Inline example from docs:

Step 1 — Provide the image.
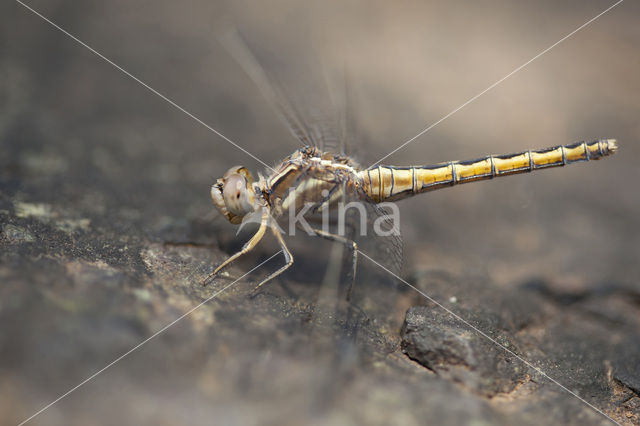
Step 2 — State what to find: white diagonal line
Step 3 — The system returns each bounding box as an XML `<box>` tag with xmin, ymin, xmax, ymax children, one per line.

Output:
<box><xmin>15</xmin><ymin>0</ymin><xmax>275</xmax><ymax>173</ymax></box>
<box><xmin>358</xmin><ymin>250</ymin><xmax>621</xmax><ymax>426</ymax></box>
<box><xmin>368</xmin><ymin>0</ymin><xmax>625</xmax><ymax>169</ymax></box>
<box><xmin>18</xmin><ymin>251</ymin><xmax>282</xmax><ymax>426</ymax></box>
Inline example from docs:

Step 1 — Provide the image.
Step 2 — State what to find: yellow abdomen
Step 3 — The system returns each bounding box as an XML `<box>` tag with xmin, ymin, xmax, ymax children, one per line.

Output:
<box><xmin>360</xmin><ymin>139</ymin><xmax>618</xmax><ymax>203</ymax></box>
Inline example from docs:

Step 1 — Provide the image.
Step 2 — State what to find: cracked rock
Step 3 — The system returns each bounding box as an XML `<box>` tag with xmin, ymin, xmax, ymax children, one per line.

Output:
<box><xmin>401</xmin><ymin>306</ymin><xmax>528</xmax><ymax>397</ymax></box>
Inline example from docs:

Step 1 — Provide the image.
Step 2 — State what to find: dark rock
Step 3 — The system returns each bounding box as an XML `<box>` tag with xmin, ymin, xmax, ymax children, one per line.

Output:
<box><xmin>2</xmin><ymin>3</ymin><xmax>639</xmax><ymax>425</ymax></box>
<box><xmin>401</xmin><ymin>305</ymin><xmax>527</xmax><ymax>397</ymax></box>
<box><xmin>613</xmin><ymin>343</ymin><xmax>640</xmax><ymax>396</ymax></box>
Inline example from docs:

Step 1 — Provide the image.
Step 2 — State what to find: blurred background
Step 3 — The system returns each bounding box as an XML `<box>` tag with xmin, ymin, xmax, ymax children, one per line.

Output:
<box><xmin>1</xmin><ymin>0</ymin><xmax>639</xmax><ymax>424</ymax></box>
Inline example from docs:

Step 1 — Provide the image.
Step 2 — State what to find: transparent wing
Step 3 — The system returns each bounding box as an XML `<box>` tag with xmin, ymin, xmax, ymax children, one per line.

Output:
<box><xmin>213</xmin><ymin>23</ymin><xmax>402</xmax><ymax>421</ymax></box>
<box><xmin>220</xmin><ymin>27</ymin><xmax>402</xmax><ymax>293</ymax></box>
<box><xmin>343</xmin><ymin>184</ymin><xmax>404</xmax><ymax>280</ymax></box>
<box><xmin>299</xmin><ymin>180</ymin><xmax>404</xmax><ymax>288</ymax></box>
<box><xmin>218</xmin><ymin>27</ymin><xmax>346</xmax><ymax>154</ymax></box>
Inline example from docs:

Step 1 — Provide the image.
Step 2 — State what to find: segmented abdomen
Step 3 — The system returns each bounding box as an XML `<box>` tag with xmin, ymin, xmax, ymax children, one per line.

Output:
<box><xmin>360</xmin><ymin>139</ymin><xmax>618</xmax><ymax>203</ymax></box>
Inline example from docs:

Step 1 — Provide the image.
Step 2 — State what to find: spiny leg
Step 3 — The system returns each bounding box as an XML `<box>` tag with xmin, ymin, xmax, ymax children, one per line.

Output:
<box><xmin>308</xmin><ymin>227</ymin><xmax>358</xmax><ymax>301</ymax></box>
<box><xmin>202</xmin><ymin>208</ymin><xmax>269</xmax><ymax>286</ymax></box>
<box><xmin>250</xmin><ymin>225</ymin><xmax>293</xmax><ymax>296</ymax></box>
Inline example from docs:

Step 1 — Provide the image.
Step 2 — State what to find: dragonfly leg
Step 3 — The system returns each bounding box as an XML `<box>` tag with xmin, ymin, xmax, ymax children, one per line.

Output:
<box><xmin>250</xmin><ymin>226</ymin><xmax>293</xmax><ymax>296</ymax></box>
<box><xmin>308</xmin><ymin>227</ymin><xmax>358</xmax><ymax>301</ymax></box>
<box><xmin>202</xmin><ymin>208</ymin><xmax>269</xmax><ymax>286</ymax></box>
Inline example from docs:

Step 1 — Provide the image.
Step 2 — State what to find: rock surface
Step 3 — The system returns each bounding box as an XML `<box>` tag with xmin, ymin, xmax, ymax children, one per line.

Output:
<box><xmin>2</xmin><ymin>1</ymin><xmax>640</xmax><ymax>425</ymax></box>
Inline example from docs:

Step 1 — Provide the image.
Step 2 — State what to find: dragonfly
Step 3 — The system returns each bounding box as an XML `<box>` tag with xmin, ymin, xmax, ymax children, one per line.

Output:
<box><xmin>203</xmin><ymin>29</ymin><xmax>618</xmax><ymax>298</ymax></box>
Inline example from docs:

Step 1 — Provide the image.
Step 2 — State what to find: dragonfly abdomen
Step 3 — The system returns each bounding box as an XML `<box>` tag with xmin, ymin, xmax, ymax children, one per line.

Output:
<box><xmin>361</xmin><ymin>139</ymin><xmax>618</xmax><ymax>202</ymax></box>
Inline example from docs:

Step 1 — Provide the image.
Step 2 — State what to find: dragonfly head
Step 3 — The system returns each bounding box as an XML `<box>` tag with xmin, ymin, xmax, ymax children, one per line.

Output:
<box><xmin>211</xmin><ymin>166</ymin><xmax>257</xmax><ymax>224</ymax></box>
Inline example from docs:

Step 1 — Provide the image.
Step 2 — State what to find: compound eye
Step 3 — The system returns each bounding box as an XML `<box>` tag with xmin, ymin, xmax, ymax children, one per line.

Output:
<box><xmin>223</xmin><ymin>174</ymin><xmax>245</xmax><ymax>200</ymax></box>
<box><xmin>221</xmin><ymin>173</ymin><xmax>254</xmax><ymax>217</ymax></box>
